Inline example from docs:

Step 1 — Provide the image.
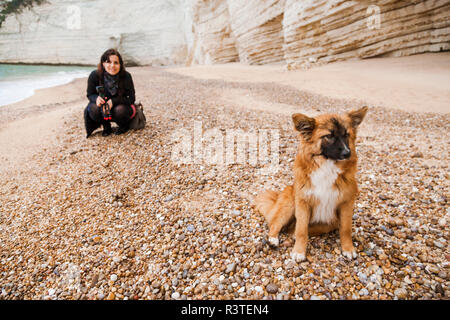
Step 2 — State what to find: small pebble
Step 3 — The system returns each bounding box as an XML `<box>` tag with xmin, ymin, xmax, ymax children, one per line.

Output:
<box><xmin>433</xmin><ymin>241</ymin><xmax>445</xmax><ymax>249</ymax></box>
<box><xmin>394</xmin><ymin>288</ymin><xmax>407</xmax><ymax>299</ymax></box>
<box><xmin>232</xmin><ymin>210</ymin><xmax>241</xmax><ymax>216</ymax></box>
<box><xmin>435</xmin><ymin>283</ymin><xmax>445</xmax><ymax>295</ymax></box>
<box><xmin>171</xmin><ymin>292</ymin><xmax>180</xmax><ymax>299</ymax></box>
<box><xmin>225</xmin><ymin>263</ymin><xmax>236</xmax><ymax>274</ymax></box>
<box><xmin>266</xmin><ymin>283</ymin><xmax>278</xmax><ymax>294</ymax></box>
<box><xmin>359</xmin><ymin>288</ymin><xmax>369</xmax><ymax>296</ymax></box>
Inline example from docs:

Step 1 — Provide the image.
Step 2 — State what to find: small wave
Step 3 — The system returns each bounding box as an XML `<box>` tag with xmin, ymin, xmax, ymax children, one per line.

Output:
<box><xmin>0</xmin><ymin>71</ymin><xmax>90</xmax><ymax>106</ymax></box>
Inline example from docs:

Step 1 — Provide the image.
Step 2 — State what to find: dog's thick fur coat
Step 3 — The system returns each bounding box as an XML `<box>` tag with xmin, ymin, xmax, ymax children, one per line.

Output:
<box><xmin>255</xmin><ymin>106</ymin><xmax>368</xmax><ymax>261</ymax></box>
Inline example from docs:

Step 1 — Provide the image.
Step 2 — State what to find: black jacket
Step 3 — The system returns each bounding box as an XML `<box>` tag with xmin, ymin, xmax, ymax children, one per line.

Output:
<box><xmin>86</xmin><ymin>70</ymin><xmax>135</xmax><ymax>106</ymax></box>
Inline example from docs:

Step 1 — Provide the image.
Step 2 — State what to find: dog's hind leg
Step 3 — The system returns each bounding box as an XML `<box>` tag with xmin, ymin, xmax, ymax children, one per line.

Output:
<box><xmin>267</xmin><ymin>186</ymin><xmax>295</xmax><ymax>247</ymax></box>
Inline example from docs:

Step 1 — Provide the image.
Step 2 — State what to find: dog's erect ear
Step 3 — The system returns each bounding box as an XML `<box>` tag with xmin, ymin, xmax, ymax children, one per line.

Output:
<box><xmin>292</xmin><ymin>113</ymin><xmax>315</xmax><ymax>139</ymax></box>
<box><xmin>347</xmin><ymin>106</ymin><xmax>368</xmax><ymax>128</ymax></box>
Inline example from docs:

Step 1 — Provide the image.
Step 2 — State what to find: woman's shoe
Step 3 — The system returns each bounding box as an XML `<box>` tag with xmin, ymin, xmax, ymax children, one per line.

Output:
<box><xmin>115</xmin><ymin>127</ymin><xmax>128</xmax><ymax>135</ymax></box>
<box><xmin>102</xmin><ymin>122</ymin><xmax>112</xmax><ymax>136</ymax></box>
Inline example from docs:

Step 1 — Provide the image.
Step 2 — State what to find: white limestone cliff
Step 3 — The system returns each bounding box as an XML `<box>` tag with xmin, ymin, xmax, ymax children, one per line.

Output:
<box><xmin>282</xmin><ymin>0</ymin><xmax>450</xmax><ymax>68</ymax></box>
<box><xmin>185</xmin><ymin>0</ymin><xmax>238</xmax><ymax>65</ymax></box>
<box><xmin>0</xmin><ymin>0</ymin><xmax>187</xmax><ymax>66</ymax></box>
<box><xmin>185</xmin><ymin>0</ymin><xmax>450</xmax><ymax>67</ymax></box>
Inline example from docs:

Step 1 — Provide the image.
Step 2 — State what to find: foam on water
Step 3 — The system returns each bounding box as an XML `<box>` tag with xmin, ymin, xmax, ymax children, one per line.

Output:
<box><xmin>0</xmin><ymin>64</ymin><xmax>92</xmax><ymax>106</ymax></box>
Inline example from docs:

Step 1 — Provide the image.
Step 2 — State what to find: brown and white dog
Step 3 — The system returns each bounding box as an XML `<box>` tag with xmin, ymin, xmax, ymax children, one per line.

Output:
<box><xmin>255</xmin><ymin>106</ymin><xmax>368</xmax><ymax>261</ymax></box>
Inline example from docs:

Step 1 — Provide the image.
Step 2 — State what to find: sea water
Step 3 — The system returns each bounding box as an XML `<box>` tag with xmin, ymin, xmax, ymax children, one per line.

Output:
<box><xmin>0</xmin><ymin>64</ymin><xmax>93</xmax><ymax>106</ymax></box>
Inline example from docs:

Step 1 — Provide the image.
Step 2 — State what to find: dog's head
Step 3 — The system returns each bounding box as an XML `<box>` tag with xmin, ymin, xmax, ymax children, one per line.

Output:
<box><xmin>292</xmin><ymin>106</ymin><xmax>368</xmax><ymax>161</ymax></box>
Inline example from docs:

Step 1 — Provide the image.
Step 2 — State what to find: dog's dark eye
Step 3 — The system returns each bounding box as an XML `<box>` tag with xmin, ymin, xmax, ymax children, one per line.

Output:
<box><xmin>323</xmin><ymin>134</ymin><xmax>334</xmax><ymax>141</ymax></box>
<box><xmin>343</xmin><ymin>132</ymin><xmax>349</xmax><ymax>138</ymax></box>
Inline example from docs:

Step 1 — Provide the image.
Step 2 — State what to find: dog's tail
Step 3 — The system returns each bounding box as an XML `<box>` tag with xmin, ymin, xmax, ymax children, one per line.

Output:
<box><xmin>254</xmin><ymin>189</ymin><xmax>280</xmax><ymax>223</ymax></box>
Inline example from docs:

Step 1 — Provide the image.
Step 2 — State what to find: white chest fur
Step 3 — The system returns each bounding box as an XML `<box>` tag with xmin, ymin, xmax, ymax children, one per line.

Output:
<box><xmin>305</xmin><ymin>159</ymin><xmax>341</xmax><ymax>224</ymax></box>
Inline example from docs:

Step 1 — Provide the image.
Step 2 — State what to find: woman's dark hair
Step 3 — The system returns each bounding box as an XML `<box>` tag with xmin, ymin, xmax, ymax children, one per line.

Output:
<box><xmin>97</xmin><ymin>48</ymin><xmax>126</xmax><ymax>95</ymax></box>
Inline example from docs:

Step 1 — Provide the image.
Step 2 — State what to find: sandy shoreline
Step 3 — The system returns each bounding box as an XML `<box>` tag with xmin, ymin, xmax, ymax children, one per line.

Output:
<box><xmin>169</xmin><ymin>53</ymin><xmax>450</xmax><ymax>115</ymax></box>
<box><xmin>0</xmin><ymin>54</ymin><xmax>448</xmax><ymax>300</ymax></box>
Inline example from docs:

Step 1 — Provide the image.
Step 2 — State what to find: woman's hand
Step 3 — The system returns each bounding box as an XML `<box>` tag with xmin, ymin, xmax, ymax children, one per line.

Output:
<box><xmin>96</xmin><ymin>96</ymin><xmax>105</xmax><ymax>107</ymax></box>
<box><xmin>107</xmin><ymin>99</ymin><xmax>113</xmax><ymax>108</ymax></box>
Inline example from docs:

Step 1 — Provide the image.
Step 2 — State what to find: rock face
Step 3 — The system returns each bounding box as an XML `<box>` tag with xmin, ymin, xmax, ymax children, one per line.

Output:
<box><xmin>0</xmin><ymin>0</ymin><xmax>187</xmax><ymax>66</ymax></box>
<box><xmin>282</xmin><ymin>0</ymin><xmax>450</xmax><ymax>68</ymax></box>
<box><xmin>226</xmin><ymin>0</ymin><xmax>286</xmax><ymax>65</ymax></box>
<box><xmin>185</xmin><ymin>0</ymin><xmax>238</xmax><ymax>65</ymax></box>
<box><xmin>0</xmin><ymin>0</ymin><xmax>448</xmax><ymax>66</ymax></box>
<box><xmin>186</xmin><ymin>0</ymin><xmax>449</xmax><ymax>67</ymax></box>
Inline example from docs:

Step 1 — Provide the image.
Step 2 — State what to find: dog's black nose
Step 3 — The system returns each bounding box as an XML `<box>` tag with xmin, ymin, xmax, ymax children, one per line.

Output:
<box><xmin>341</xmin><ymin>149</ymin><xmax>351</xmax><ymax>159</ymax></box>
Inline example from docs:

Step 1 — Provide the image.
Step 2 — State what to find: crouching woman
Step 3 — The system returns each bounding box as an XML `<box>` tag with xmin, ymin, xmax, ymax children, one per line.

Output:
<box><xmin>84</xmin><ymin>49</ymin><xmax>136</xmax><ymax>138</ymax></box>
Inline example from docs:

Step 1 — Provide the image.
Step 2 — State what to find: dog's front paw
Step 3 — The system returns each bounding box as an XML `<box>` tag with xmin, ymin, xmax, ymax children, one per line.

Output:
<box><xmin>268</xmin><ymin>237</ymin><xmax>279</xmax><ymax>247</ymax></box>
<box><xmin>291</xmin><ymin>251</ymin><xmax>306</xmax><ymax>262</ymax></box>
<box><xmin>342</xmin><ymin>249</ymin><xmax>357</xmax><ymax>259</ymax></box>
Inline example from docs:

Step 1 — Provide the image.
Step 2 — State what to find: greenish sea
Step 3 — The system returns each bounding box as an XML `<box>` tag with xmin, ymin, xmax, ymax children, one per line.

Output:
<box><xmin>0</xmin><ymin>64</ymin><xmax>93</xmax><ymax>106</ymax></box>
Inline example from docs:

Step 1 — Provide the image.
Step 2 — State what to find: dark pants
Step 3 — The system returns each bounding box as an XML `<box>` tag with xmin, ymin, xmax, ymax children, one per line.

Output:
<box><xmin>84</xmin><ymin>102</ymin><xmax>132</xmax><ymax>138</ymax></box>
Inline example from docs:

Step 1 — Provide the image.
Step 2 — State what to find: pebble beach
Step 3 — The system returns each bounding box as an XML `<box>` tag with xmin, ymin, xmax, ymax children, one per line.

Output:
<box><xmin>0</xmin><ymin>58</ymin><xmax>448</xmax><ymax>300</ymax></box>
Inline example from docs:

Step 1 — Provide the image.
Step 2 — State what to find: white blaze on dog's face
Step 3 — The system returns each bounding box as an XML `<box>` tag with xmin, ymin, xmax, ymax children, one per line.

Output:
<box><xmin>292</xmin><ymin>106</ymin><xmax>368</xmax><ymax>162</ymax></box>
